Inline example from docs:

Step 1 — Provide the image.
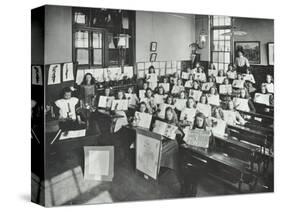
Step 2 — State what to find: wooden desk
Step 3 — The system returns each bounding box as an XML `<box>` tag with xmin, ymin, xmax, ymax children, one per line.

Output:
<box><xmin>180</xmin><ymin>144</ymin><xmax>256</xmax><ymax>192</ymax></box>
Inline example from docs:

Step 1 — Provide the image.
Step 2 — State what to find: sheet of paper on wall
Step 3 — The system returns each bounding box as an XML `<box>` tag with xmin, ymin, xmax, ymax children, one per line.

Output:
<box><xmin>197</xmin><ymin>103</ymin><xmax>211</xmax><ymax>117</ymax></box>
<box><xmin>219</xmin><ymin>84</ymin><xmax>232</xmax><ymax>95</ymax></box>
<box><xmin>32</xmin><ymin>65</ymin><xmax>43</xmax><ymax>85</ymax></box>
<box><xmin>154</xmin><ymin>68</ymin><xmax>160</xmax><ymax>76</ymax></box>
<box><xmin>215</xmin><ymin>76</ymin><xmax>226</xmax><ymax>84</ymax></box>
<box><xmin>146</xmin><ymin>73</ymin><xmax>158</xmax><ymax>82</ymax></box>
<box><xmin>75</xmin><ymin>69</ymin><xmax>85</xmax><ymax>85</ymax></box>
<box><xmin>158</xmin><ymin>103</ymin><xmax>175</xmax><ymax>119</ymax></box>
<box><xmin>202</xmin><ymin>82</ymin><xmax>213</xmax><ymax>91</ymax></box>
<box><xmin>145</xmin><ymin>62</ymin><xmax>152</xmax><ymax>70</ymax></box>
<box><xmin>181</xmin><ymin>72</ymin><xmax>190</xmax><ymax>80</ymax></box>
<box><xmin>184</xmin><ymin>80</ymin><xmax>193</xmax><ymax>88</ymax></box>
<box><xmin>171</xmin><ymin>61</ymin><xmax>177</xmax><ymax>68</ymax></box>
<box><xmin>160</xmin><ymin>61</ymin><xmax>166</xmax><ymax>69</ymax></box>
<box><xmin>189</xmin><ymin>89</ymin><xmax>202</xmax><ymax>102</ymax></box>
<box><xmin>134</xmin><ymin>112</ymin><xmax>152</xmax><ymax>129</ymax></box>
<box><xmin>208</xmin><ymin>69</ymin><xmax>218</xmax><ymax>76</ymax></box>
<box><xmin>233</xmin><ymin>97</ymin><xmax>250</xmax><ymax>112</ymax></box>
<box><xmin>107</xmin><ymin>67</ymin><xmax>121</xmax><ymax>81</ymax></box>
<box><xmin>174</xmin><ymin>99</ymin><xmax>187</xmax><ymax>111</ymax></box>
<box><xmin>207</xmin><ymin>94</ymin><xmax>220</xmax><ymax>106</ymax></box>
<box><xmin>153</xmin><ymin>120</ymin><xmax>178</xmax><ymax>140</ymax></box>
<box><xmin>48</xmin><ymin>64</ymin><xmax>61</xmax><ymax>85</ymax></box>
<box><xmin>138</xmin><ymin>70</ymin><xmax>145</xmax><ymax>79</ymax></box>
<box><xmin>152</xmin><ymin>62</ymin><xmax>160</xmax><ymax>69</ymax></box>
<box><xmin>123</xmin><ymin>66</ymin><xmax>134</xmax><ymax>78</ymax></box>
<box><xmin>136</xmin><ymin>132</ymin><xmax>161</xmax><ymax>180</ymax></box>
<box><xmin>84</xmin><ymin>69</ymin><xmax>94</xmax><ymax>75</ymax></box>
<box><xmin>59</xmin><ymin>129</ymin><xmax>86</xmax><ymax>140</ymax></box>
<box><xmin>93</xmin><ymin>68</ymin><xmax>104</xmax><ymax>82</ymax></box>
<box><xmin>210</xmin><ymin>117</ymin><xmax>226</xmax><ymax>137</ymax></box>
<box><xmin>159</xmin><ymin>68</ymin><xmax>166</xmax><ymax>76</ymax></box>
<box><xmin>159</xmin><ymin>83</ymin><xmax>170</xmax><ymax>93</ymax></box>
<box><xmin>180</xmin><ymin>108</ymin><xmax>197</xmax><ymax>122</ymax></box>
<box><xmin>232</xmin><ymin>80</ymin><xmax>245</xmax><ymax>89</ymax></box>
<box><xmin>84</xmin><ymin>146</ymin><xmax>114</xmax><ymax>181</ymax></box>
<box><xmin>111</xmin><ymin>99</ymin><xmax>128</xmax><ymax>111</ymax></box>
<box><xmin>137</xmin><ymin>62</ymin><xmax>145</xmax><ymax>70</ymax></box>
<box><xmin>183</xmin><ymin>128</ymin><xmax>210</xmax><ymax>149</ymax></box>
<box><xmin>254</xmin><ymin>93</ymin><xmax>270</xmax><ymax>106</ymax></box>
<box><xmin>62</xmin><ymin>63</ymin><xmax>74</xmax><ymax>82</ymax></box>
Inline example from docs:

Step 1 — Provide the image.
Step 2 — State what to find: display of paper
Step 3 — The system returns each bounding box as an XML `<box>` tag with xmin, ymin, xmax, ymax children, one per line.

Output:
<box><xmin>202</xmin><ymin>82</ymin><xmax>213</xmax><ymax>91</ymax></box>
<box><xmin>111</xmin><ymin>99</ymin><xmax>128</xmax><ymax>111</ymax></box>
<box><xmin>208</xmin><ymin>69</ymin><xmax>218</xmax><ymax>77</ymax></box>
<box><xmin>233</xmin><ymin>98</ymin><xmax>250</xmax><ymax>112</ymax></box>
<box><xmin>219</xmin><ymin>84</ymin><xmax>232</xmax><ymax>95</ymax></box>
<box><xmin>227</xmin><ymin>71</ymin><xmax>237</xmax><ymax>79</ymax></box>
<box><xmin>223</xmin><ymin>110</ymin><xmax>237</xmax><ymax>126</ymax></box>
<box><xmin>215</xmin><ymin>76</ymin><xmax>226</xmax><ymax>84</ymax></box>
<box><xmin>232</xmin><ymin>80</ymin><xmax>245</xmax><ymax>89</ymax></box>
<box><xmin>181</xmin><ymin>72</ymin><xmax>190</xmax><ymax>80</ymax></box>
<box><xmin>194</xmin><ymin>73</ymin><xmax>206</xmax><ymax>82</ymax></box>
<box><xmin>154</xmin><ymin>94</ymin><xmax>165</xmax><ymax>105</ymax></box>
<box><xmin>134</xmin><ymin>112</ymin><xmax>152</xmax><ymax>129</ymax></box>
<box><xmin>174</xmin><ymin>99</ymin><xmax>187</xmax><ymax>111</ymax></box>
<box><xmin>180</xmin><ymin>108</ymin><xmax>197</xmax><ymax>122</ymax></box>
<box><xmin>189</xmin><ymin>89</ymin><xmax>202</xmax><ymax>102</ymax></box>
<box><xmin>254</xmin><ymin>93</ymin><xmax>271</xmax><ymax>106</ymax></box>
<box><xmin>59</xmin><ymin>129</ymin><xmax>86</xmax><ymax>140</ymax></box>
<box><xmin>196</xmin><ymin>103</ymin><xmax>211</xmax><ymax>117</ymax></box>
<box><xmin>124</xmin><ymin>66</ymin><xmax>134</xmax><ymax>78</ymax></box>
<box><xmin>159</xmin><ymin>83</ymin><xmax>170</xmax><ymax>93</ymax></box>
<box><xmin>137</xmin><ymin>62</ymin><xmax>145</xmax><ymax>70</ymax></box>
<box><xmin>210</xmin><ymin>117</ymin><xmax>226</xmax><ymax>137</ymax></box>
<box><xmin>48</xmin><ymin>64</ymin><xmax>61</xmax><ymax>85</ymax></box>
<box><xmin>31</xmin><ymin>65</ymin><xmax>43</xmax><ymax>85</ymax></box>
<box><xmin>243</xmin><ymin>74</ymin><xmax>255</xmax><ymax>83</ymax></box>
<box><xmin>76</xmin><ymin>69</ymin><xmax>85</xmax><ymax>85</ymax></box>
<box><xmin>136</xmin><ymin>132</ymin><xmax>161</xmax><ymax>180</ymax></box>
<box><xmin>183</xmin><ymin>128</ymin><xmax>210</xmax><ymax>149</ymax></box>
<box><xmin>184</xmin><ymin>80</ymin><xmax>193</xmax><ymax>88</ymax></box>
<box><xmin>139</xmin><ymin>90</ymin><xmax>146</xmax><ymax>100</ymax></box>
<box><xmin>153</xmin><ymin>120</ymin><xmax>178</xmax><ymax>140</ymax></box>
<box><xmin>207</xmin><ymin>94</ymin><xmax>220</xmax><ymax>106</ymax></box>
<box><xmin>158</xmin><ymin>103</ymin><xmax>175</xmax><ymax>119</ymax></box>
<box><xmin>62</xmin><ymin>63</ymin><xmax>74</xmax><ymax>82</ymax></box>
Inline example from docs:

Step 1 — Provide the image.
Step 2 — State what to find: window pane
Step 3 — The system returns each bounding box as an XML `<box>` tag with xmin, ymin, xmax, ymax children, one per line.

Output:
<box><xmin>93</xmin><ymin>49</ymin><xmax>102</xmax><ymax>65</ymax></box>
<box><xmin>224</xmin><ymin>52</ymin><xmax>230</xmax><ymax>63</ymax></box>
<box><xmin>219</xmin><ymin>52</ymin><xmax>224</xmax><ymax>63</ymax></box>
<box><xmin>213</xmin><ymin>41</ymin><xmax>219</xmax><ymax>51</ymax></box>
<box><xmin>109</xmin><ymin>49</ymin><xmax>119</xmax><ymax>66</ymax></box>
<box><xmin>212</xmin><ymin>52</ymin><xmax>219</xmax><ymax>62</ymax></box>
<box><xmin>225</xmin><ymin>41</ymin><xmax>231</xmax><ymax>51</ymax></box>
<box><xmin>74</xmin><ymin>12</ymin><xmax>87</xmax><ymax>24</ymax></box>
<box><xmin>219</xmin><ymin>41</ymin><xmax>224</xmax><ymax>51</ymax></box>
<box><xmin>224</xmin><ymin>29</ymin><xmax>231</xmax><ymax>40</ymax></box>
<box><xmin>225</xmin><ymin>17</ymin><xmax>231</xmax><ymax>26</ymax></box>
<box><xmin>213</xmin><ymin>30</ymin><xmax>219</xmax><ymax>40</ymax></box>
<box><xmin>224</xmin><ymin>64</ymin><xmax>229</xmax><ymax>70</ymax></box>
<box><xmin>76</xmin><ymin>49</ymin><xmax>89</xmax><ymax>64</ymax></box>
<box><xmin>218</xmin><ymin>63</ymin><xmax>224</xmax><ymax>70</ymax></box>
<box><xmin>219</xmin><ymin>16</ymin><xmax>225</xmax><ymax>26</ymax></box>
<box><xmin>218</xmin><ymin>30</ymin><xmax>225</xmax><ymax>40</ymax></box>
<box><xmin>75</xmin><ymin>31</ymin><xmax>88</xmax><ymax>48</ymax></box>
<box><xmin>92</xmin><ymin>32</ymin><xmax>102</xmax><ymax>48</ymax></box>
<box><xmin>213</xmin><ymin>16</ymin><xmax>219</xmax><ymax>26</ymax></box>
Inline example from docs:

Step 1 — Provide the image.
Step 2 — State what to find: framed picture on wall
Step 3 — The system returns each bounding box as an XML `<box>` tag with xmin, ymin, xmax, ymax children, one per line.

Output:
<box><xmin>150</xmin><ymin>53</ymin><xmax>157</xmax><ymax>62</ymax></box>
<box><xmin>234</xmin><ymin>41</ymin><xmax>261</xmax><ymax>64</ymax></box>
<box><xmin>267</xmin><ymin>42</ymin><xmax>274</xmax><ymax>66</ymax></box>
<box><xmin>150</xmin><ymin>42</ymin><xmax>157</xmax><ymax>52</ymax></box>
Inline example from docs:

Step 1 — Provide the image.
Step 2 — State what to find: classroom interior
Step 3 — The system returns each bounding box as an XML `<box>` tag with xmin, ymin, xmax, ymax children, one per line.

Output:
<box><xmin>31</xmin><ymin>5</ymin><xmax>274</xmax><ymax>207</ymax></box>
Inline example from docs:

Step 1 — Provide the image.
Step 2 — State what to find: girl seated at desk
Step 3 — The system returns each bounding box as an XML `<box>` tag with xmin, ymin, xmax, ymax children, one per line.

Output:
<box><xmin>263</xmin><ymin>74</ymin><xmax>274</xmax><ymax>94</ymax></box>
<box><xmin>171</xmin><ymin>78</ymin><xmax>185</xmax><ymax>95</ymax></box>
<box><xmin>223</xmin><ymin>100</ymin><xmax>246</xmax><ymax>126</ymax></box>
<box><xmin>236</xmin><ymin>88</ymin><xmax>256</xmax><ymax>113</ymax></box>
<box><xmin>111</xmin><ymin>90</ymin><xmax>128</xmax><ymax>133</ymax></box>
<box><xmin>143</xmin><ymin>88</ymin><xmax>156</xmax><ymax>113</ymax></box>
<box><xmin>164</xmin><ymin>107</ymin><xmax>184</xmax><ymax>139</ymax></box>
<box><xmin>179</xmin><ymin>97</ymin><xmax>197</xmax><ymax>128</ymax></box>
<box><xmin>184</xmin><ymin>74</ymin><xmax>194</xmax><ymax>88</ymax></box>
<box><xmin>226</xmin><ymin>63</ymin><xmax>237</xmax><ymax>81</ymax></box>
<box><xmin>243</xmin><ymin>68</ymin><xmax>256</xmax><ymax>96</ymax></box>
<box><xmin>126</xmin><ymin>86</ymin><xmax>139</xmax><ymax>109</ymax></box>
<box><xmin>54</xmin><ymin>87</ymin><xmax>83</xmax><ymax>131</ymax></box>
<box><xmin>192</xmin><ymin>80</ymin><xmax>201</xmax><ymax>91</ymax></box>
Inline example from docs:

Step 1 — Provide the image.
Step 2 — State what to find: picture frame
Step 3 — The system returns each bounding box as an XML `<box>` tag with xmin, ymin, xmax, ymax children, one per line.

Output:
<box><xmin>150</xmin><ymin>41</ymin><xmax>157</xmax><ymax>52</ymax></box>
<box><xmin>150</xmin><ymin>53</ymin><xmax>157</xmax><ymax>62</ymax></box>
<box><xmin>267</xmin><ymin>42</ymin><xmax>274</xmax><ymax>66</ymax></box>
<box><xmin>234</xmin><ymin>41</ymin><xmax>261</xmax><ymax>64</ymax></box>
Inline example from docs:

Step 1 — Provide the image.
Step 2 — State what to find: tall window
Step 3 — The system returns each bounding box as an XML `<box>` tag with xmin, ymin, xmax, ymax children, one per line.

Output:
<box><xmin>211</xmin><ymin>16</ymin><xmax>232</xmax><ymax>71</ymax></box>
<box><xmin>72</xmin><ymin>8</ymin><xmax>135</xmax><ymax>69</ymax></box>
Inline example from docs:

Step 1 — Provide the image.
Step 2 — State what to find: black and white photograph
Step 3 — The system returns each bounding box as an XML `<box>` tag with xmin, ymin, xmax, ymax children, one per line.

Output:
<box><xmin>30</xmin><ymin>4</ymin><xmax>274</xmax><ymax>208</ymax></box>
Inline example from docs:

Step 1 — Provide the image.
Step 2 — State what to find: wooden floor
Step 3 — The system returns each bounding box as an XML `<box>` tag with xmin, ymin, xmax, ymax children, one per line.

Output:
<box><xmin>31</xmin><ymin>130</ymin><xmax>273</xmax><ymax>207</ymax></box>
